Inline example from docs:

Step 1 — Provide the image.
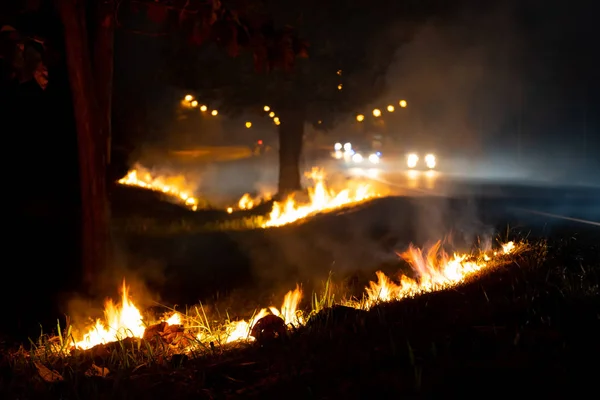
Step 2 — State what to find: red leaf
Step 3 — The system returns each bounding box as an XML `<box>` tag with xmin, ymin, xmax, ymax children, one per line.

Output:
<box><xmin>146</xmin><ymin>3</ymin><xmax>167</xmax><ymax>24</ymax></box>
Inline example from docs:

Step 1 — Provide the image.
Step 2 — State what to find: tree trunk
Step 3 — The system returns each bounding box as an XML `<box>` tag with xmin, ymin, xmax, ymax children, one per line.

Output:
<box><xmin>93</xmin><ymin>0</ymin><xmax>115</xmax><ymax>168</ymax></box>
<box><xmin>277</xmin><ymin>107</ymin><xmax>306</xmax><ymax>195</ymax></box>
<box><xmin>56</xmin><ymin>0</ymin><xmax>109</xmax><ymax>289</ymax></box>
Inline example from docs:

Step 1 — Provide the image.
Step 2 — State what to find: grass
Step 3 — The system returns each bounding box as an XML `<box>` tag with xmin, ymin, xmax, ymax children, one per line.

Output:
<box><xmin>2</xmin><ymin>233</ymin><xmax>599</xmax><ymax>398</ymax></box>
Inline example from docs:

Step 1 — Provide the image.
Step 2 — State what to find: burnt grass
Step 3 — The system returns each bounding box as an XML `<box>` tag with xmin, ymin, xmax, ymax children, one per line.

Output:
<box><xmin>2</xmin><ymin>184</ymin><xmax>599</xmax><ymax>399</ymax></box>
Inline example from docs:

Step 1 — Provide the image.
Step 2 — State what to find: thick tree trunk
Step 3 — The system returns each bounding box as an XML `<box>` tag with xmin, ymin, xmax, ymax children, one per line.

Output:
<box><xmin>93</xmin><ymin>0</ymin><xmax>115</xmax><ymax>168</ymax></box>
<box><xmin>57</xmin><ymin>0</ymin><xmax>109</xmax><ymax>289</ymax></box>
<box><xmin>277</xmin><ymin>107</ymin><xmax>306</xmax><ymax>195</ymax></box>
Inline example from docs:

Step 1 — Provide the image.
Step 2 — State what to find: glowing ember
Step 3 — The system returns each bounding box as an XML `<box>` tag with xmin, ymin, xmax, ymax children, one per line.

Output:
<box><xmin>74</xmin><ymin>281</ymin><xmax>145</xmax><ymax>350</ymax></box>
<box><xmin>118</xmin><ymin>164</ymin><xmax>199</xmax><ymax>211</ymax></box>
<box><xmin>361</xmin><ymin>240</ymin><xmax>520</xmax><ymax>309</ymax></box>
<box><xmin>263</xmin><ymin>168</ymin><xmax>378</xmax><ymax>227</ymax></box>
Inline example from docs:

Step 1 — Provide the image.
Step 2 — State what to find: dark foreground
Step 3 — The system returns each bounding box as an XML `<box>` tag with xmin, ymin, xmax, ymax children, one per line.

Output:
<box><xmin>2</xmin><ymin>182</ymin><xmax>600</xmax><ymax>398</ymax></box>
<box><xmin>1</xmin><ymin>228</ymin><xmax>598</xmax><ymax>399</ymax></box>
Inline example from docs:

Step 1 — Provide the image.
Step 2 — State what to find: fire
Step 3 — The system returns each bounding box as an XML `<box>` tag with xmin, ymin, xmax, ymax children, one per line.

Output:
<box><xmin>224</xmin><ymin>285</ymin><xmax>304</xmax><ymax>343</ymax></box>
<box><xmin>74</xmin><ymin>281</ymin><xmax>146</xmax><ymax>350</ymax></box>
<box><xmin>118</xmin><ymin>164</ymin><xmax>199</xmax><ymax>211</ymax></box>
<box><xmin>362</xmin><ymin>240</ymin><xmax>519</xmax><ymax>309</ymax></box>
<box><xmin>232</xmin><ymin>192</ymin><xmax>272</xmax><ymax>211</ymax></box>
<box><xmin>264</xmin><ymin>168</ymin><xmax>378</xmax><ymax>227</ymax></box>
<box><xmin>62</xmin><ymin>242</ymin><xmax>520</xmax><ymax>354</ymax></box>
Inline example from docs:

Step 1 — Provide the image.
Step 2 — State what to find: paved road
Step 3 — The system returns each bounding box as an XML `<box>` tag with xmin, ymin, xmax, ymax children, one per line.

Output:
<box><xmin>338</xmin><ymin>165</ymin><xmax>600</xmax><ymax>227</ymax></box>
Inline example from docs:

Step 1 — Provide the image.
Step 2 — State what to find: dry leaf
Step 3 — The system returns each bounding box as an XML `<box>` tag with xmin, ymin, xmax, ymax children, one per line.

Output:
<box><xmin>85</xmin><ymin>364</ymin><xmax>110</xmax><ymax>378</ymax></box>
<box><xmin>34</xmin><ymin>361</ymin><xmax>63</xmax><ymax>382</ymax></box>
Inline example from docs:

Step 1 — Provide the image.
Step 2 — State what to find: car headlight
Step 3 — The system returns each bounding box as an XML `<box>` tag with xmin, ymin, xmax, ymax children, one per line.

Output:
<box><xmin>425</xmin><ymin>154</ymin><xmax>436</xmax><ymax>169</ymax></box>
<box><xmin>352</xmin><ymin>153</ymin><xmax>363</xmax><ymax>163</ymax></box>
<box><xmin>343</xmin><ymin>142</ymin><xmax>352</xmax><ymax>152</ymax></box>
<box><xmin>334</xmin><ymin>142</ymin><xmax>342</xmax><ymax>151</ymax></box>
<box><xmin>368</xmin><ymin>153</ymin><xmax>380</xmax><ymax>164</ymax></box>
<box><xmin>407</xmin><ymin>153</ymin><xmax>419</xmax><ymax>168</ymax></box>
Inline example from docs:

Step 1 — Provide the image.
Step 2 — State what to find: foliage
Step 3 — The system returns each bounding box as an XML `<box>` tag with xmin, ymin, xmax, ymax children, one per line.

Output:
<box><xmin>0</xmin><ymin>24</ymin><xmax>48</xmax><ymax>90</ymax></box>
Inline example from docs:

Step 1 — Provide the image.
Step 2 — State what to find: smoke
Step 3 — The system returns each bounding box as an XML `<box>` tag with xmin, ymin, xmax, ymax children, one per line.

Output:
<box><xmin>382</xmin><ymin>4</ymin><xmax>522</xmax><ymax>155</ymax></box>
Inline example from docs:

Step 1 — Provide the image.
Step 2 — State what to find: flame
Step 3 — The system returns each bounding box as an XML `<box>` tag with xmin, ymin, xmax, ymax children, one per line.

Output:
<box><xmin>264</xmin><ymin>168</ymin><xmax>378</xmax><ymax>227</ymax></box>
<box><xmin>64</xmin><ymin>242</ymin><xmax>519</xmax><ymax>353</ymax></box>
<box><xmin>224</xmin><ymin>286</ymin><xmax>303</xmax><ymax>343</ymax></box>
<box><xmin>118</xmin><ymin>164</ymin><xmax>199</xmax><ymax>211</ymax></box>
<box><xmin>362</xmin><ymin>240</ymin><xmax>519</xmax><ymax>309</ymax></box>
<box><xmin>74</xmin><ymin>281</ymin><xmax>146</xmax><ymax>350</ymax></box>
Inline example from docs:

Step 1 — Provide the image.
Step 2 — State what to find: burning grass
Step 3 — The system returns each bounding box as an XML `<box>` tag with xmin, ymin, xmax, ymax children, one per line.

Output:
<box><xmin>117</xmin><ymin>166</ymin><xmax>382</xmax><ymax>232</ymax></box>
<box><xmin>3</xmin><ymin>235</ymin><xmax>599</xmax><ymax>398</ymax></box>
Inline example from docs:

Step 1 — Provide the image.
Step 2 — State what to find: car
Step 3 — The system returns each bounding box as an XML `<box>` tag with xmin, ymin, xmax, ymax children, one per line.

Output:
<box><xmin>331</xmin><ymin>141</ymin><xmax>382</xmax><ymax>166</ymax></box>
<box><xmin>405</xmin><ymin>152</ymin><xmax>437</xmax><ymax>170</ymax></box>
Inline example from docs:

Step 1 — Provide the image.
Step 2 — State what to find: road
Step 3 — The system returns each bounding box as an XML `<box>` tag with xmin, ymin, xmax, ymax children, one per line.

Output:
<box><xmin>338</xmin><ymin>164</ymin><xmax>600</xmax><ymax>227</ymax></box>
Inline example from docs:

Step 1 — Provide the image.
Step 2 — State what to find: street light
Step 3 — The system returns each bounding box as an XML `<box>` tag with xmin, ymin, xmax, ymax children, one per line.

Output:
<box><xmin>211</xmin><ymin>110</ymin><xmax>218</xmax><ymax>116</ymax></box>
<box><xmin>275</xmin><ymin>120</ymin><xmax>281</xmax><ymax>126</ymax></box>
<box><xmin>264</xmin><ymin>105</ymin><xmax>270</xmax><ymax>112</ymax></box>
<box><xmin>273</xmin><ymin>117</ymin><xmax>280</xmax><ymax>124</ymax></box>
<box><xmin>245</xmin><ymin>121</ymin><xmax>252</xmax><ymax>128</ymax></box>
<box><xmin>373</xmin><ymin>108</ymin><xmax>381</xmax><ymax>117</ymax></box>
<box><xmin>269</xmin><ymin>111</ymin><xmax>275</xmax><ymax>118</ymax></box>
<box><xmin>356</xmin><ymin>114</ymin><xmax>365</xmax><ymax>122</ymax></box>
<box><xmin>399</xmin><ymin>100</ymin><xmax>407</xmax><ymax>108</ymax></box>
<box><xmin>387</xmin><ymin>105</ymin><xmax>394</xmax><ymax>112</ymax></box>
<box><xmin>184</xmin><ymin>94</ymin><xmax>193</xmax><ymax>102</ymax></box>
<box><xmin>191</xmin><ymin>100</ymin><xmax>198</xmax><ymax>107</ymax></box>
<box><xmin>337</xmin><ymin>84</ymin><xmax>343</xmax><ymax>90</ymax></box>
<box><xmin>200</xmin><ymin>105</ymin><xmax>207</xmax><ymax>112</ymax></box>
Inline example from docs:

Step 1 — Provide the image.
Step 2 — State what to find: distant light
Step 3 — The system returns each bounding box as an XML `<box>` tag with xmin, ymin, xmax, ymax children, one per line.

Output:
<box><xmin>343</xmin><ymin>142</ymin><xmax>352</xmax><ymax>152</ymax></box>
<box><xmin>211</xmin><ymin>110</ymin><xmax>218</xmax><ymax>116</ymax></box>
<box><xmin>200</xmin><ymin>105</ymin><xmax>207</xmax><ymax>112</ymax></box>
<box><xmin>337</xmin><ymin>69</ymin><xmax>342</xmax><ymax>75</ymax></box>
<box><xmin>269</xmin><ymin>111</ymin><xmax>275</xmax><ymax>118</ymax></box>
<box><xmin>258</xmin><ymin>140</ymin><xmax>263</xmax><ymax>145</ymax></box>
<box><xmin>399</xmin><ymin>100</ymin><xmax>407</xmax><ymax>108</ymax></box>
<box><xmin>227</xmin><ymin>207</ymin><xmax>233</xmax><ymax>214</ymax></box>
<box><xmin>273</xmin><ymin>117</ymin><xmax>280</xmax><ymax>124</ymax></box>
<box><xmin>337</xmin><ymin>84</ymin><xmax>343</xmax><ymax>90</ymax></box>
<box><xmin>318</xmin><ymin>120</ymin><xmax>322</xmax><ymax>124</ymax></box>
<box><xmin>334</xmin><ymin>142</ymin><xmax>342</xmax><ymax>151</ymax></box>
<box><xmin>387</xmin><ymin>105</ymin><xmax>394</xmax><ymax>112</ymax></box>
<box><xmin>407</xmin><ymin>153</ymin><xmax>419</xmax><ymax>168</ymax></box>
<box><xmin>275</xmin><ymin>120</ymin><xmax>281</xmax><ymax>126</ymax></box>
<box><xmin>264</xmin><ymin>105</ymin><xmax>270</xmax><ymax>112</ymax></box>
<box><xmin>191</xmin><ymin>100</ymin><xmax>198</xmax><ymax>107</ymax></box>
<box><xmin>356</xmin><ymin>114</ymin><xmax>365</xmax><ymax>122</ymax></box>
<box><xmin>245</xmin><ymin>121</ymin><xmax>252</xmax><ymax>128</ymax></box>
<box><xmin>425</xmin><ymin>154</ymin><xmax>436</xmax><ymax>169</ymax></box>
<box><xmin>376</xmin><ymin>151</ymin><xmax>381</xmax><ymax>157</ymax></box>
<box><xmin>373</xmin><ymin>108</ymin><xmax>381</xmax><ymax>117</ymax></box>
<box><xmin>184</xmin><ymin>94</ymin><xmax>193</xmax><ymax>102</ymax></box>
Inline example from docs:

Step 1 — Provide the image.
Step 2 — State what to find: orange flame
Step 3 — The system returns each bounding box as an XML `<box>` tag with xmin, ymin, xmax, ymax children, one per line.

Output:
<box><xmin>264</xmin><ymin>168</ymin><xmax>378</xmax><ymax>227</ymax></box>
<box><xmin>118</xmin><ymin>164</ymin><xmax>199</xmax><ymax>211</ymax></box>
<box><xmin>363</xmin><ymin>241</ymin><xmax>518</xmax><ymax>308</ymax></box>
<box><xmin>74</xmin><ymin>281</ymin><xmax>146</xmax><ymax>350</ymax></box>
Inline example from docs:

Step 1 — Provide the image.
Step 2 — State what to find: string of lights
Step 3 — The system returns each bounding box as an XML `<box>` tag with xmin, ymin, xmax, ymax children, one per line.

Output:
<box><xmin>180</xmin><ymin>87</ymin><xmax>408</xmax><ymax>128</ymax></box>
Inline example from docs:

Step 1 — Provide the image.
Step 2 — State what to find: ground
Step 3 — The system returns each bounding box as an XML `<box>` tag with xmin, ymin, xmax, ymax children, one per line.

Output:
<box><xmin>1</xmin><ymin>181</ymin><xmax>599</xmax><ymax>399</ymax></box>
